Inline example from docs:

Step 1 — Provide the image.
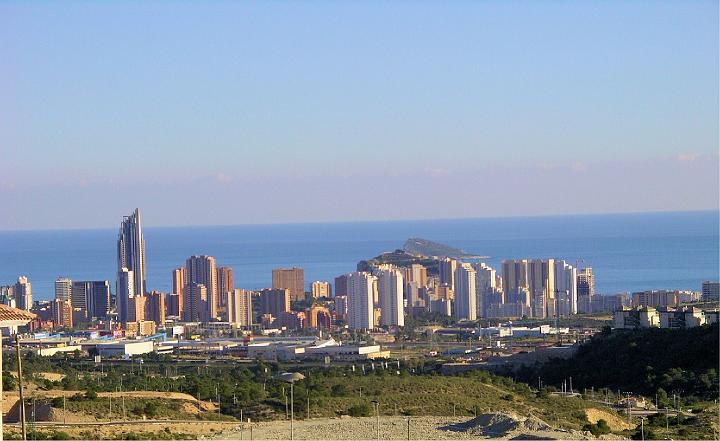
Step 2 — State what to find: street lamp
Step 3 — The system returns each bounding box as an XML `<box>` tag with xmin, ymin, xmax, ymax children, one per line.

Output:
<box><xmin>279</xmin><ymin>372</ymin><xmax>305</xmax><ymax>441</ymax></box>
<box><xmin>371</xmin><ymin>400</ymin><xmax>380</xmax><ymax>441</ymax></box>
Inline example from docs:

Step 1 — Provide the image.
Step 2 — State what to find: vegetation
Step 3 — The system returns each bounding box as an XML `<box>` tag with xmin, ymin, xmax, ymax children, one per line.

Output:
<box><xmin>402</xmin><ymin>237</ymin><xmax>473</xmax><ymax>258</ymax></box>
<box><xmin>582</xmin><ymin>419</ymin><xmax>611</xmax><ymax>436</ymax></box>
<box><xmin>358</xmin><ymin>250</ymin><xmax>439</xmax><ymax>275</ymax></box>
<box><xmin>515</xmin><ymin>323</ymin><xmax>719</xmax><ymax>403</ymax></box>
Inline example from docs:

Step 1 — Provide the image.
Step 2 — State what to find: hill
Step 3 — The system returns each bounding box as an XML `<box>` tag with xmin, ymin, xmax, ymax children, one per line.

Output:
<box><xmin>403</xmin><ymin>237</ymin><xmax>482</xmax><ymax>258</ymax></box>
<box><xmin>514</xmin><ymin>323</ymin><xmax>719</xmax><ymax>402</ymax></box>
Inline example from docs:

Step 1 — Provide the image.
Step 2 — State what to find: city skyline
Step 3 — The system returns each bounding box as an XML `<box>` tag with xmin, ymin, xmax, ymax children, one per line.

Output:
<box><xmin>1</xmin><ymin>1</ymin><xmax>718</xmax><ymax>230</ymax></box>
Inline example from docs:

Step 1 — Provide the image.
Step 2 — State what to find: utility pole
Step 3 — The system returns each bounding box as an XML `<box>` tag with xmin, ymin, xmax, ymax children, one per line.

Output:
<box><xmin>640</xmin><ymin>417</ymin><xmax>645</xmax><ymax>441</ymax></box>
<box><xmin>63</xmin><ymin>393</ymin><xmax>66</xmax><ymax>425</ymax></box>
<box><xmin>15</xmin><ymin>335</ymin><xmax>27</xmax><ymax>441</ymax></box>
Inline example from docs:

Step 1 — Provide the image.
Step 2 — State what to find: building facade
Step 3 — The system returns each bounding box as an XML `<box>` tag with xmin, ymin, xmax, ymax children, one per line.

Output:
<box><xmin>347</xmin><ymin>272</ymin><xmax>375</xmax><ymax>331</ymax></box>
<box><xmin>454</xmin><ymin>263</ymin><xmax>477</xmax><ymax>321</ymax></box>
<box><xmin>272</xmin><ymin>267</ymin><xmax>305</xmax><ymax>302</ymax></box>
<box><xmin>376</xmin><ymin>266</ymin><xmax>404</xmax><ymax>327</ymax></box>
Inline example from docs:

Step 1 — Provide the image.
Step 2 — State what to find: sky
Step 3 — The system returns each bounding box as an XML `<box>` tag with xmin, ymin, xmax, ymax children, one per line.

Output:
<box><xmin>1</xmin><ymin>1</ymin><xmax>718</xmax><ymax>230</ymax></box>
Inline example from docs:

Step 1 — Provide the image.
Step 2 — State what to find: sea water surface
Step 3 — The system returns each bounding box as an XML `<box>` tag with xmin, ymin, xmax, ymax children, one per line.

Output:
<box><xmin>0</xmin><ymin>211</ymin><xmax>717</xmax><ymax>300</ymax></box>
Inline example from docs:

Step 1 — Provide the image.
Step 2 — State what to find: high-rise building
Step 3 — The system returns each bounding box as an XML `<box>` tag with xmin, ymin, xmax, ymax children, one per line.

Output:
<box><xmin>172</xmin><ymin>267</ymin><xmax>185</xmax><ymax>310</ymax></box>
<box><xmin>227</xmin><ymin>288</ymin><xmax>253</xmax><ymax>327</ymax></box>
<box><xmin>334</xmin><ymin>274</ymin><xmax>349</xmax><ymax>297</ymax></box>
<box><xmin>554</xmin><ymin>260</ymin><xmax>577</xmax><ymax>316</ymax></box>
<box><xmin>436</xmin><ymin>284</ymin><xmax>454</xmax><ymax>301</ymax></box>
<box><xmin>502</xmin><ymin>259</ymin><xmax>529</xmax><ymax>305</ymax></box>
<box><xmin>577</xmin><ymin>267</ymin><xmax>595</xmax><ymax>313</ymax></box>
<box><xmin>117</xmin><ymin>209</ymin><xmax>146</xmax><ymax>322</ymax></box>
<box><xmin>310</xmin><ymin>281</ymin><xmax>331</xmax><ymax>298</ymax></box>
<box><xmin>216</xmin><ymin>266</ymin><xmax>234</xmax><ymax>311</ymax></box>
<box><xmin>404</xmin><ymin>264</ymin><xmax>428</xmax><ymax>288</ymax></box>
<box><xmin>405</xmin><ymin>281</ymin><xmax>423</xmax><ymax>307</ymax></box>
<box><xmin>528</xmin><ymin>259</ymin><xmax>555</xmax><ymax>318</ymax></box>
<box><xmin>146</xmin><ymin>291</ymin><xmax>165</xmax><ymax>326</ymax></box>
<box><xmin>117</xmin><ymin>268</ymin><xmax>134</xmax><ymax>323</ymax></box>
<box><xmin>502</xmin><ymin>259</ymin><xmax>557</xmax><ymax>318</ymax></box>
<box><xmin>54</xmin><ymin>277</ymin><xmax>72</xmax><ymax>302</ymax></box>
<box><xmin>577</xmin><ymin>267</ymin><xmax>594</xmax><ymax>297</ymax></box>
<box><xmin>272</xmin><ymin>267</ymin><xmax>305</xmax><ymax>302</ymax></box>
<box><xmin>473</xmin><ymin>262</ymin><xmax>502</xmax><ymax>319</ymax></box>
<box><xmin>439</xmin><ymin>258</ymin><xmax>457</xmax><ymax>291</ymax></box>
<box><xmin>185</xmin><ymin>255</ymin><xmax>218</xmax><ymax>321</ymax></box>
<box><xmin>14</xmin><ymin>276</ymin><xmax>32</xmax><ymax>310</ymax></box>
<box><xmin>71</xmin><ymin>281</ymin><xmax>90</xmax><ymax>322</ymax></box>
<box><xmin>702</xmin><ymin>281</ymin><xmax>720</xmax><ymax>302</ymax></box>
<box><xmin>259</xmin><ymin>288</ymin><xmax>290</xmax><ymax>318</ymax></box>
<box><xmin>454</xmin><ymin>263</ymin><xmax>477</xmax><ymax>321</ymax></box>
<box><xmin>183</xmin><ymin>283</ymin><xmax>207</xmax><ymax>322</ymax></box>
<box><xmin>347</xmin><ymin>272</ymin><xmax>375</xmax><ymax>331</ymax></box>
<box><xmin>376</xmin><ymin>266</ymin><xmax>404</xmax><ymax>327</ymax></box>
<box><xmin>71</xmin><ymin>280</ymin><xmax>111</xmax><ymax>321</ymax></box>
<box><xmin>51</xmin><ymin>298</ymin><xmax>73</xmax><ymax>328</ymax></box>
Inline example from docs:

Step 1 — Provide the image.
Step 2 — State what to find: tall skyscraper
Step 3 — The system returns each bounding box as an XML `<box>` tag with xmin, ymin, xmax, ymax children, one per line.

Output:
<box><xmin>216</xmin><ymin>266</ymin><xmax>234</xmax><ymax>311</ymax></box>
<box><xmin>376</xmin><ymin>266</ymin><xmax>404</xmax><ymax>327</ymax></box>
<box><xmin>454</xmin><ymin>263</ymin><xmax>477</xmax><ymax>321</ymax></box>
<box><xmin>117</xmin><ymin>268</ymin><xmax>134</xmax><ymax>323</ymax></box>
<box><xmin>172</xmin><ymin>267</ymin><xmax>185</xmax><ymax>300</ymax></box>
<box><xmin>347</xmin><ymin>272</ymin><xmax>375</xmax><ymax>331</ymax></box>
<box><xmin>117</xmin><ymin>209</ymin><xmax>146</xmax><ymax>321</ymax></box>
<box><xmin>185</xmin><ymin>255</ymin><xmax>218</xmax><ymax>321</ymax></box>
<box><xmin>259</xmin><ymin>288</ymin><xmax>291</xmax><ymax>318</ymax></box>
<box><xmin>227</xmin><ymin>288</ymin><xmax>253</xmax><ymax>327</ymax></box>
<box><xmin>439</xmin><ymin>258</ymin><xmax>457</xmax><ymax>291</ymax></box>
<box><xmin>272</xmin><ymin>267</ymin><xmax>305</xmax><ymax>301</ymax></box>
<box><xmin>55</xmin><ymin>277</ymin><xmax>72</xmax><ymax>302</ymax></box>
<box><xmin>14</xmin><ymin>276</ymin><xmax>32</xmax><ymax>310</ymax></box>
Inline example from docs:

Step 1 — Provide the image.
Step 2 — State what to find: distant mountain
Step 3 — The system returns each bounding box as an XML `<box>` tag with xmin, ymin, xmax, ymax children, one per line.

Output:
<box><xmin>403</xmin><ymin>237</ymin><xmax>484</xmax><ymax>258</ymax></box>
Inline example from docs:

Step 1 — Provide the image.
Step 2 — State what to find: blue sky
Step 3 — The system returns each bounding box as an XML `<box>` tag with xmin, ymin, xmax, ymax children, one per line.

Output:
<box><xmin>1</xmin><ymin>1</ymin><xmax>718</xmax><ymax>229</ymax></box>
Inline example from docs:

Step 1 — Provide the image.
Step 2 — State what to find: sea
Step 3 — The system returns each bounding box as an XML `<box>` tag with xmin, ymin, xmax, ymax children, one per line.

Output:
<box><xmin>0</xmin><ymin>211</ymin><xmax>717</xmax><ymax>301</ymax></box>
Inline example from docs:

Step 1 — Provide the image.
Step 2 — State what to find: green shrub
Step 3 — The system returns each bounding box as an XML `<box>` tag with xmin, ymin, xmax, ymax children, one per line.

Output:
<box><xmin>347</xmin><ymin>403</ymin><xmax>370</xmax><ymax>417</ymax></box>
<box><xmin>330</xmin><ymin>384</ymin><xmax>347</xmax><ymax>397</ymax></box>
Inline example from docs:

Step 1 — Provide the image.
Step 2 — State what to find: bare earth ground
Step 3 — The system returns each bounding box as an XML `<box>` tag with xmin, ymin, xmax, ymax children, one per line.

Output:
<box><xmin>214</xmin><ymin>415</ymin><xmax>627</xmax><ymax>440</ymax></box>
<box><xmin>4</xmin><ymin>421</ymin><xmax>235</xmax><ymax>440</ymax></box>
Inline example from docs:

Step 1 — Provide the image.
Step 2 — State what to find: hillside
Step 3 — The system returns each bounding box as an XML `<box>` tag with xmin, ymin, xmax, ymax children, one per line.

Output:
<box><xmin>515</xmin><ymin>324</ymin><xmax>719</xmax><ymax>401</ymax></box>
<box><xmin>403</xmin><ymin>238</ymin><xmax>477</xmax><ymax>258</ymax></box>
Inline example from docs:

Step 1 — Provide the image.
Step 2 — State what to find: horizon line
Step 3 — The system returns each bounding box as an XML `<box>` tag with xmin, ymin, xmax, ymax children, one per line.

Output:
<box><xmin>0</xmin><ymin>208</ymin><xmax>717</xmax><ymax>234</ymax></box>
